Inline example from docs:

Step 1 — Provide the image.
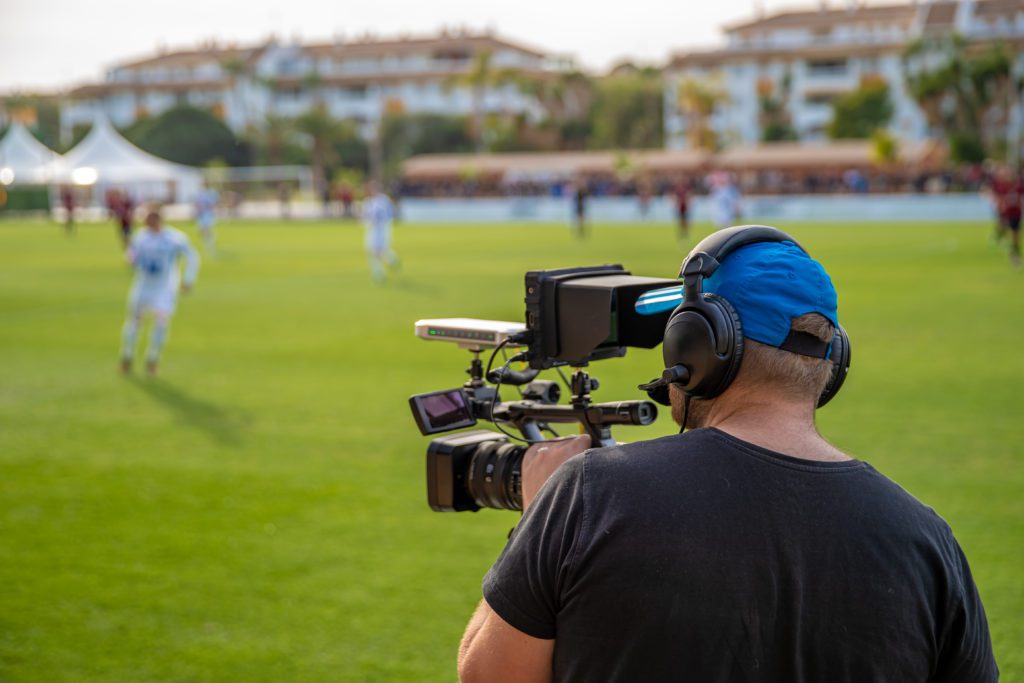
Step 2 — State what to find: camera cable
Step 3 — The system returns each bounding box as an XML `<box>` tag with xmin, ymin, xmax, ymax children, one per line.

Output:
<box><xmin>555</xmin><ymin>366</ymin><xmax>572</xmax><ymax>392</ymax></box>
<box><xmin>485</xmin><ymin>340</ymin><xmax>537</xmax><ymax>446</ymax></box>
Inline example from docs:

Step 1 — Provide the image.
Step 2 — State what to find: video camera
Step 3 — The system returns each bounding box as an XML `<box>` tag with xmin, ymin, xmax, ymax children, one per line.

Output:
<box><xmin>408</xmin><ymin>265</ymin><xmax>678</xmax><ymax>512</ymax></box>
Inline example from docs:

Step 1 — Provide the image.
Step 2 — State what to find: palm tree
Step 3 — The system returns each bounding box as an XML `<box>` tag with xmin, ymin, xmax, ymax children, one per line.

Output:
<box><xmin>261</xmin><ymin>114</ymin><xmax>294</xmax><ymax>165</ymax></box>
<box><xmin>221</xmin><ymin>56</ymin><xmax>253</xmax><ymax>129</ymax></box>
<box><xmin>294</xmin><ymin>105</ymin><xmax>341</xmax><ymax>196</ymax></box>
<box><xmin>677</xmin><ymin>77</ymin><xmax>728</xmax><ymax>151</ymax></box>
<box><xmin>518</xmin><ymin>69</ymin><xmax>594</xmax><ymax>125</ymax></box>
<box><xmin>303</xmin><ymin>69</ymin><xmax>326</xmax><ymax>106</ymax></box>
<box><xmin>445</xmin><ymin>50</ymin><xmax>522</xmax><ymax>152</ymax></box>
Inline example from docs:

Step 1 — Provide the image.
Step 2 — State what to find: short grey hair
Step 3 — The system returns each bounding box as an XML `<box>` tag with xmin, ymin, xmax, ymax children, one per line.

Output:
<box><xmin>739</xmin><ymin>313</ymin><xmax>835</xmax><ymax>400</ymax></box>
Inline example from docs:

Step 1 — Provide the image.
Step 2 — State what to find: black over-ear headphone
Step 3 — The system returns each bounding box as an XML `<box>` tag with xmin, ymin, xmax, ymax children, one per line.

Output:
<box><xmin>641</xmin><ymin>225</ymin><xmax>851</xmax><ymax>408</ymax></box>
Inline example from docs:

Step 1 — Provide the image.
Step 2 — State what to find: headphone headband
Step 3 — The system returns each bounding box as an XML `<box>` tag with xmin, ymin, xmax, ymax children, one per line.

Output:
<box><xmin>679</xmin><ymin>225</ymin><xmax>806</xmax><ymax>280</ymax></box>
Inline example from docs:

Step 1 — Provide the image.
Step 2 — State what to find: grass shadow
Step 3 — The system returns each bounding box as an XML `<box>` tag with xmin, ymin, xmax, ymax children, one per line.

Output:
<box><xmin>205</xmin><ymin>248</ymin><xmax>241</xmax><ymax>262</ymax></box>
<box><xmin>128</xmin><ymin>376</ymin><xmax>248</xmax><ymax>446</ymax></box>
<box><xmin>384</xmin><ymin>276</ymin><xmax>442</xmax><ymax>295</ymax></box>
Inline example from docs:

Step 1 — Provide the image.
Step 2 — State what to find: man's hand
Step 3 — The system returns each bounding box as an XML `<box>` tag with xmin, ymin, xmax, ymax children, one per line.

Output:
<box><xmin>521</xmin><ymin>434</ymin><xmax>590</xmax><ymax>512</ymax></box>
<box><xmin>180</xmin><ymin>283</ymin><xmax>192</xmax><ymax>295</ymax></box>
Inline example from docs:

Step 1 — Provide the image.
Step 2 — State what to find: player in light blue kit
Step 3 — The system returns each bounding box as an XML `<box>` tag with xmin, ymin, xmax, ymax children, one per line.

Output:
<box><xmin>120</xmin><ymin>204</ymin><xmax>200</xmax><ymax>376</ymax></box>
<box><xmin>362</xmin><ymin>181</ymin><xmax>400</xmax><ymax>283</ymax></box>
<box><xmin>195</xmin><ymin>187</ymin><xmax>219</xmax><ymax>253</ymax></box>
<box><xmin>709</xmin><ymin>171</ymin><xmax>742</xmax><ymax>230</ymax></box>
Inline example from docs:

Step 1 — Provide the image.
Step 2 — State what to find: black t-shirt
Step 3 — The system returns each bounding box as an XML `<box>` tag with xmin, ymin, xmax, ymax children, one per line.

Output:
<box><xmin>483</xmin><ymin>428</ymin><xmax>997</xmax><ymax>682</ymax></box>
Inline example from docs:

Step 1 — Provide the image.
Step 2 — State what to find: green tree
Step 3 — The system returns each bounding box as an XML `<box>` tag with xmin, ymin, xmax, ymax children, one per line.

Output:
<box><xmin>66</xmin><ymin>123</ymin><xmax>93</xmax><ymax>152</ymax></box>
<box><xmin>590</xmin><ymin>73</ymin><xmax>664</xmax><ymax>150</ymax></box>
<box><xmin>0</xmin><ymin>95</ymin><xmax>62</xmax><ymax>150</ymax></box>
<box><xmin>380</xmin><ymin>113</ymin><xmax>473</xmax><ymax>177</ymax></box>
<box><xmin>828</xmin><ymin>80</ymin><xmax>894</xmax><ymax>139</ymax></box>
<box><xmin>220</xmin><ymin>57</ymin><xmax>248</xmax><ymax>80</ymax></box>
<box><xmin>122</xmin><ymin>105</ymin><xmax>249</xmax><ymax>166</ymax></box>
<box><xmin>903</xmin><ymin>37</ymin><xmax>1013</xmax><ymax>162</ymax></box>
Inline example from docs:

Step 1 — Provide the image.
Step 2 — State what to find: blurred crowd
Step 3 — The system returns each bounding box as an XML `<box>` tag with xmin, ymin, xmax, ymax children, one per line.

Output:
<box><xmin>397</xmin><ymin>164</ymin><xmax>1002</xmax><ymax>199</ymax></box>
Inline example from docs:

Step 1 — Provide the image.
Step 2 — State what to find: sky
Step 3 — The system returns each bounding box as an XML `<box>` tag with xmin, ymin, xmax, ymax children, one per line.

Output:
<box><xmin>1</xmin><ymin>0</ymin><xmax>888</xmax><ymax>92</ymax></box>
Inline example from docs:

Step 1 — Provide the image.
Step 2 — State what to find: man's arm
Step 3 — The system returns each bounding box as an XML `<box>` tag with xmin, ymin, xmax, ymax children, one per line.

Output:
<box><xmin>458</xmin><ymin>599</ymin><xmax>554</xmax><ymax>683</ymax></box>
<box><xmin>458</xmin><ymin>435</ymin><xmax>591</xmax><ymax>683</ymax></box>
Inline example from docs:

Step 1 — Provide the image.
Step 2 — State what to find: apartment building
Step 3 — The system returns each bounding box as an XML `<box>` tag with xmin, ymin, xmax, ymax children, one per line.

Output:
<box><xmin>663</xmin><ymin>0</ymin><xmax>1024</xmax><ymax>148</ymax></box>
<box><xmin>60</xmin><ymin>30</ymin><xmax>559</xmax><ymax>141</ymax></box>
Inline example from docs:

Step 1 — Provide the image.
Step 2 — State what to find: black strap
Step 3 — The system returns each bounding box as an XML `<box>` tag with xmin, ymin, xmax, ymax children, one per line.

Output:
<box><xmin>778</xmin><ymin>330</ymin><xmax>831</xmax><ymax>359</ymax></box>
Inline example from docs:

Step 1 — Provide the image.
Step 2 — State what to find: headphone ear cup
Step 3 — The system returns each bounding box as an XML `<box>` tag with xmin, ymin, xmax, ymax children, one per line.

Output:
<box><xmin>817</xmin><ymin>324</ymin><xmax>851</xmax><ymax>408</ymax></box>
<box><xmin>661</xmin><ymin>294</ymin><xmax>744</xmax><ymax>400</ymax></box>
<box><xmin>703</xmin><ymin>293</ymin><xmax>744</xmax><ymax>398</ymax></box>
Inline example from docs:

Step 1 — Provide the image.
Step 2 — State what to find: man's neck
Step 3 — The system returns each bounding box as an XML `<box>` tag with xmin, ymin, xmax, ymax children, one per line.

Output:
<box><xmin>702</xmin><ymin>388</ymin><xmax>851</xmax><ymax>463</ymax></box>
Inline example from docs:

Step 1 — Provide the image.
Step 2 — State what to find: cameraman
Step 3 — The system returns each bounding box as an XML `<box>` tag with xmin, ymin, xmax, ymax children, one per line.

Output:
<box><xmin>457</xmin><ymin>240</ymin><xmax>997</xmax><ymax>681</ymax></box>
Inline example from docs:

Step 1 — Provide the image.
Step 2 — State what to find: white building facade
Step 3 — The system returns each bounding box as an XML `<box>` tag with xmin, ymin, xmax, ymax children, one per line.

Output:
<box><xmin>61</xmin><ymin>31</ymin><xmax>557</xmax><ymax>141</ymax></box>
<box><xmin>664</xmin><ymin>0</ymin><xmax>1024</xmax><ymax>149</ymax></box>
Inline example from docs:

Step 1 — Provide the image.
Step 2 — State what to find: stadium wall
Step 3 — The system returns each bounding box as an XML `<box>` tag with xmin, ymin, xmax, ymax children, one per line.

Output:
<box><xmin>399</xmin><ymin>195</ymin><xmax>992</xmax><ymax>224</ymax></box>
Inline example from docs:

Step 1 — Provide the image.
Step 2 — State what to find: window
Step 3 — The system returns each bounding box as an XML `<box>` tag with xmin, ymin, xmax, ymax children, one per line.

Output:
<box><xmin>805</xmin><ymin>92</ymin><xmax>841</xmax><ymax>106</ymax></box>
<box><xmin>806</xmin><ymin>59</ymin><xmax>848</xmax><ymax>77</ymax></box>
<box><xmin>433</xmin><ymin>49</ymin><xmax>471</xmax><ymax>61</ymax></box>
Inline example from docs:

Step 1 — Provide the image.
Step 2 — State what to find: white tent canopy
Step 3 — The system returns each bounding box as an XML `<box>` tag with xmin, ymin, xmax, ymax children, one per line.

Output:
<box><xmin>0</xmin><ymin>121</ymin><xmax>59</xmax><ymax>186</ymax></box>
<box><xmin>48</xmin><ymin>117</ymin><xmax>203</xmax><ymax>202</ymax></box>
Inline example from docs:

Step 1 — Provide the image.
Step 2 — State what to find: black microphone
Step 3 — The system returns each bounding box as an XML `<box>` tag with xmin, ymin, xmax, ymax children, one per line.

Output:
<box><xmin>637</xmin><ymin>365</ymin><xmax>691</xmax><ymax>406</ymax></box>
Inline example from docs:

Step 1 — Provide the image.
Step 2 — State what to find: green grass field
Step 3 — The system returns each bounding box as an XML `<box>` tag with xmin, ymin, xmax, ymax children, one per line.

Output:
<box><xmin>1</xmin><ymin>217</ymin><xmax>1021</xmax><ymax>681</ymax></box>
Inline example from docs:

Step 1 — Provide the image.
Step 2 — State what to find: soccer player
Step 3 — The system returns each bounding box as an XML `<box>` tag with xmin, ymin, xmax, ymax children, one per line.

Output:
<box><xmin>60</xmin><ymin>186</ymin><xmax>75</xmax><ymax>235</ymax></box>
<box><xmin>989</xmin><ymin>165</ymin><xmax>1023</xmax><ymax>268</ymax></box>
<box><xmin>362</xmin><ymin>181</ymin><xmax>400</xmax><ymax>283</ymax></box>
<box><xmin>571</xmin><ymin>180</ymin><xmax>588</xmax><ymax>239</ymax></box>
<box><xmin>673</xmin><ymin>176</ymin><xmax>690</xmax><ymax>242</ymax></box>
<box><xmin>195</xmin><ymin>187</ymin><xmax>219</xmax><ymax>253</ymax></box>
<box><xmin>709</xmin><ymin>171</ymin><xmax>742</xmax><ymax>230</ymax></box>
<box><xmin>117</xmin><ymin>191</ymin><xmax>135</xmax><ymax>250</ymax></box>
<box><xmin>120</xmin><ymin>205</ymin><xmax>199</xmax><ymax>376</ymax></box>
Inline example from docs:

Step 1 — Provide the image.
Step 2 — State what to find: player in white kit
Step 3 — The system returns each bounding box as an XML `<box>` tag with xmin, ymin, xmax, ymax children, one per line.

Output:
<box><xmin>362</xmin><ymin>182</ymin><xmax>400</xmax><ymax>283</ymax></box>
<box><xmin>195</xmin><ymin>187</ymin><xmax>219</xmax><ymax>253</ymax></box>
<box><xmin>709</xmin><ymin>171</ymin><xmax>743</xmax><ymax>230</ymax></box>
<box><xmin>120</xmin><ymin>205</ymin><xmax>200</xmax><ymax>375</ymax></box>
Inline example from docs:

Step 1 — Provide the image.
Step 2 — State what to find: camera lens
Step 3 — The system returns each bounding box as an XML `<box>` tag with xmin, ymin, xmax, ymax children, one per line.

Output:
<box><xmin>467</xmin><ymin>440</ymin><xmax>525</xmax><ymax>511</ymax></box>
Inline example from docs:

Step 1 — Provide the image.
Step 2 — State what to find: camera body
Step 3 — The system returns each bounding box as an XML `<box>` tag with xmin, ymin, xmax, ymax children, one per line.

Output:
<box><xmin>410</xmin><ymin>265</ymin><xmax>677</xmax><ymax>512</ymax></box>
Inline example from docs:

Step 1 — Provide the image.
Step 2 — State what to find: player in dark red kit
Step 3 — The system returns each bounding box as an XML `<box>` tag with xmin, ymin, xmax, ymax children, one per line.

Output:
<box><xmin>117</xmin><ymin>192</ymin><xmax>135</xmax><ymax>249</ymax></box>
<box><xmin>990</xmin><ymin>165</ymin><xmax>1023</xmax><ymax>269</ymax></box>
<box><xmin>674</xmin><ymin>176</ymin><xmax>690</xmax><ymax>242</ymax></box>
<box><xmin>60</xmin><ymin>186</ymin><xmax>75</xmax><ymax>235</ymax></box>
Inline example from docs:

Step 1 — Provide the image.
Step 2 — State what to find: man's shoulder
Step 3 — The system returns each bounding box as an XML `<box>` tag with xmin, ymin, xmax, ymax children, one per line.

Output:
<box><xmin>589</xmin><ymin>429</ymin><xmax>718</xmax><ymax>460</ymax></box>
<box><xmin>579</xmin><ymin>429</ymin><xmax>721</xmax><ymax>482</ymax></box>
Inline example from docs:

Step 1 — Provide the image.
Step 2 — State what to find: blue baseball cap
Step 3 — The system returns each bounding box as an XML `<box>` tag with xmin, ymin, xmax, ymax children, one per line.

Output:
<box><xmin>636</xmin><ymin>241</ymin><xmax>838</xmax><ymax>349</ymax></box>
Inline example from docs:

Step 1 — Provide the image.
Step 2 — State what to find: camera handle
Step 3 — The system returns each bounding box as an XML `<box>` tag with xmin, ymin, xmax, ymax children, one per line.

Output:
<box><xmin>492</xmin><ymin>369</ymin><xmax>637</xmax><ymax>448</ymax></box>
<box><xmin>465</xmin><ymin>351</ymin><xmax>499</xmax><ymax>406</ymax></box>
<box><xmin>569</xmin><ymin>368</ymin><xmax>613</xmax><ymax>447</ymax></box>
